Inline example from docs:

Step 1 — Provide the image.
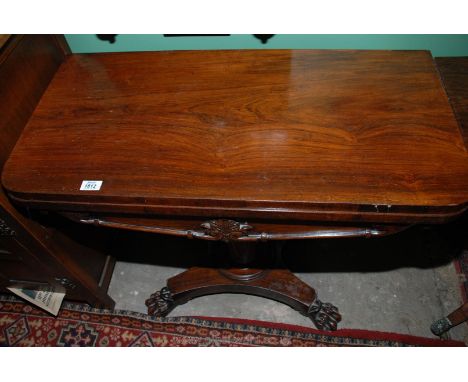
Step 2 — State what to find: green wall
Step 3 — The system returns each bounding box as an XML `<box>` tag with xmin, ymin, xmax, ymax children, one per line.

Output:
<box><xmin>65</xmin><ymin>34</ymin><xmax>468</xmax><ymax>57</ymax></box>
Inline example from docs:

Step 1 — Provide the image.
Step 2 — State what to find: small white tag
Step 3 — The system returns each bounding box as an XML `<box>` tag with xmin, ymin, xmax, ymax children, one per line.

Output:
<box><xmin>80</xmin><ymin>180</ymin><xmax>103</xmax><ymax>191</ymax></box>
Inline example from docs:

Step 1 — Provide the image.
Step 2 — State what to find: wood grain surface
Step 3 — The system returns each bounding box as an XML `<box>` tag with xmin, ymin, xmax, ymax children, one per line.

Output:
<box><xmin>3</xmin><ymin>50</ymin><xmax>468</xmax><ymax>223</ymax></box>
<box><xmin>0</xmin><ymin>35</ymin><xmax>11</xmax><ymax>50</ymax></box>
<box><xmin>436</xmin><ymin>57</ymin><xmax>468</xmax><ymax>147</ymax></box>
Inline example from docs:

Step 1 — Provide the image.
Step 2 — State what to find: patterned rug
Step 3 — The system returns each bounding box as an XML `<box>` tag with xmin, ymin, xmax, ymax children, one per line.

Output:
<box><xmin>0</xmin><ymin>295</ymin><xmax>463</xmax><ymax>346</ymax></box>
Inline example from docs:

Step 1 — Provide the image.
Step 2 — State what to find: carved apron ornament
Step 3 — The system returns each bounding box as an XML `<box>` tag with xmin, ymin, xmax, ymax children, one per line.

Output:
<box><xmin>200</xmin><ymin>219</ymin><xmax>253</xmax><ymax>241</ymax></box>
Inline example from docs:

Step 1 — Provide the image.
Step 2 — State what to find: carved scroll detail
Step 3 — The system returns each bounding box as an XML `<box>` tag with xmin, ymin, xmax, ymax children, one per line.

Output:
<box><xmin>0</xmin><ymin>219</ymin><xmax>15</xmax><ymax>236</ymax></box>
<box><xmin>200</xmin><ymin>219</ymin><xmax>253</xmax><ymax>241</ymax></box>
<box><xmin>76</xmin><ymin>214</ymin><xmax>407</xmax><ymax>242</ymax></box>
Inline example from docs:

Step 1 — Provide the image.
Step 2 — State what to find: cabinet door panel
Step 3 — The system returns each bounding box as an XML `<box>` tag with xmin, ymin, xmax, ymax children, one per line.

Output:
<box><xmin>0</xmin><ymin>238</ymin><xmax>51</xmax><ymax>285</ymax></box>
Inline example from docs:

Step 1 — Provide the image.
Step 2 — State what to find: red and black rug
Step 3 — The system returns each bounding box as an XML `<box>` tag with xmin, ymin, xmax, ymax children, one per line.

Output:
<box><xmin>0</xmin><ymin>295</ymin><xmax>463</xmax><ymax>347</ymax></box>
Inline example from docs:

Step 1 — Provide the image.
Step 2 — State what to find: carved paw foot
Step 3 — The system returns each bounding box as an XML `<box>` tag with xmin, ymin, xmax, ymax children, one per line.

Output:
<box><xmin>307</xmin><ymin>299</ymin><xmax>342</xmax><ymax>331</ymax></box>
<box><xmin>145</xmin><ymin>287</ymin><xmax>174</xmax><ymax>317</ymax></box>
<box><xmin>430</xmin><ymin>317</ymin><xmax>453</xmax><ymax>336</ymax></box>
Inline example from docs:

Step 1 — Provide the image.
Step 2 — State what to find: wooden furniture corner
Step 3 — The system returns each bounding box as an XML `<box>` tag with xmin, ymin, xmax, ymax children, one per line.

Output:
<box><xmin>0</xmin><ymin>35</ymin><xmax>114</xmax><ymax>308</ymax></box>
<box><xmin>430</xmin><ymin>57</ymin><xmax>468</xmax><ymax>336</ymax></box>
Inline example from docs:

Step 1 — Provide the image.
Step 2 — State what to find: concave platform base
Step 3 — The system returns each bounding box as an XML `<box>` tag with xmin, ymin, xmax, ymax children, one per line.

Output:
<box><xmin>145</xmin><ymin>266</ymin><xmax>341</xmax><ymax>331</ymax></box>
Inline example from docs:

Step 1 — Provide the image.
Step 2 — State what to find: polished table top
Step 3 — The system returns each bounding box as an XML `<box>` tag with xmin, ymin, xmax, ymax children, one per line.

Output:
<box><xmin>3</xmin><ymin>50</ymin><xmax>468</xmax><ymax>224</ymax></box>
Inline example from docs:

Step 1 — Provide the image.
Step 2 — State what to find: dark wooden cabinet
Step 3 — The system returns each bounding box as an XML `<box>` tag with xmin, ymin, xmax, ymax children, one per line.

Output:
<box><xmin>0</xmin><ymin>35</ymin><xmax>114</xmax><ymax>308</ymax></box>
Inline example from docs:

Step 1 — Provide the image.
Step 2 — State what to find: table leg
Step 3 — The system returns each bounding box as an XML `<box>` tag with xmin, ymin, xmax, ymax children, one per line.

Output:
<box><xmin>431</xmin><ymin>302</ymin><xmax>468</xmax><ymax>336</ymax></box>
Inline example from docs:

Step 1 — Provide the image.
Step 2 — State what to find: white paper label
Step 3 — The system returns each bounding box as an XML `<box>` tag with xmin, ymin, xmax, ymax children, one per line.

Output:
<box><xmin>80</xmin><ymin>180</ymin><xmax>103</xmax><ymax>191</ymax></box>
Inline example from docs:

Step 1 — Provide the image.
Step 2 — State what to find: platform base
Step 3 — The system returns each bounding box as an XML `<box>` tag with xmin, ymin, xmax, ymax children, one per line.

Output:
<box><xmin>146</xmin><ymin>267</ymin><xmax>341</xmax><ymax>331</ymax></box>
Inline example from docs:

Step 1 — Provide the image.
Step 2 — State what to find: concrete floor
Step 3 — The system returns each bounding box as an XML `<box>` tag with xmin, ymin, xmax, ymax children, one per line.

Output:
<box><xmin>107</xmin><ymin>227</ymin><xmax>468</xmax><ymax>343</ymax></box>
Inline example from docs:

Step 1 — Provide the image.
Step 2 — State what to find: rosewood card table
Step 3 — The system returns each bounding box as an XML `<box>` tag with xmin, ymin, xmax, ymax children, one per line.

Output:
<box><xmin>3</xmin><ymin>50</ymin><xmax>468</xmax><ymax>330</ymax></box>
